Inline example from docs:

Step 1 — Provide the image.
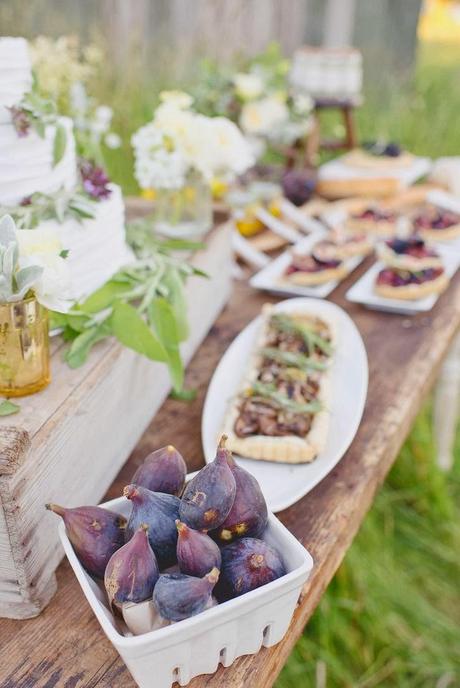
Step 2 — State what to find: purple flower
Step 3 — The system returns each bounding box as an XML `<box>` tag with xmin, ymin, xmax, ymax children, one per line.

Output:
<box><xmin>79</xmin><ymin>159</ymin><xmax>112</xmax><ymax>200</ymax></box>
<box><xmin>8</xmin><ymin>106</ymin><xmax>30</xmax><ymax>137</ymax></box>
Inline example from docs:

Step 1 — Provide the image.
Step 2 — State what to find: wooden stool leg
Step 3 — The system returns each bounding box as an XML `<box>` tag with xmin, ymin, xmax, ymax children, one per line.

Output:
<box><xmin>433</xmin><ymin>330</ymin><xmax>460</xmax><ymax>471</ymax></box>
<box><xmin>343</xmin><ymin>106</ymin><xmax>358</xmax><ymax>149</ymax></box>
<box><xmin>306</xmin><ymin>113</ymin><xmax>321</xmax><ymax>166</ymax></box>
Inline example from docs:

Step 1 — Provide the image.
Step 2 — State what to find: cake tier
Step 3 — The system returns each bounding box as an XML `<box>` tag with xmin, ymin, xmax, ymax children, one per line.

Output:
<box><xmin>0</xmin><ymin>37</ymin><xmax>32</xmax><ymax>124</ymax></box>
<box><xmin>0</xmin><ymin>116</ymin><xmax>77</xmax><ymax>206</ymax></box>
<box><xmin>37</xmin><ymin>184</ymin><xmax>134</xmax><ymax>300</ymax></box>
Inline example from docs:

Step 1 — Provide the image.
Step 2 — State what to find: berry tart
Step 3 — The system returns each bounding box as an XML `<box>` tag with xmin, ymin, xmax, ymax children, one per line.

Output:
<box><xmin>328</xmin><ymin>227</ymin><xmax>374</xmax><ymax>258</ymax></box>
<box><xmin>282</xmin><ymin>240</ymin><xmax>349</xmax><ymax>286</ymax></box>
<box><xmin>344</xmin><ymin>142</ymin><xmax>414</xmax><ymax>170</ymax></box>
<box><xmin>375</xmin><ymin>237</ymin><xmax>448</xmax><ymax>300</ymax></box>
<box><xmin>223</xmin><ymin>306</ymin><xmax>334</xmax><ymax>463</ymax></box>
<box><xmin>346</xmin><ymin>206</ymin><xmax>400</xmax><ymax>237</ymax></box>
<box><xmin>412</xmin><ymin>205</ymin><xmax>460</xmax><ymax>242</ymax></box>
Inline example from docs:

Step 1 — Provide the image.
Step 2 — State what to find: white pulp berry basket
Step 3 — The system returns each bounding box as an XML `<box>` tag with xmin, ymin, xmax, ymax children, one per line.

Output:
<box><xmin>59</xmin><ymin>496</ymin><xmax>313</xmax><ymax>688</ymax></box>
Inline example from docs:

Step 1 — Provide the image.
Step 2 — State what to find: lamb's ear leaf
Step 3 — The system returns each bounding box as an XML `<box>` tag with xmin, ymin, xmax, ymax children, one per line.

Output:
<box><xmin>15</xmin><ymin>265</ymin><xmax>43</xmax><ymax>298</ymax></box>
<box><xmin>53</xmin><ymin>123</ymin><xmax>67</xmax><ymax>166</ymax></box>
<box><xmin>0</xmin><ymin>215</ymin><xmax>17</xmax><ymax>250</ymax></box>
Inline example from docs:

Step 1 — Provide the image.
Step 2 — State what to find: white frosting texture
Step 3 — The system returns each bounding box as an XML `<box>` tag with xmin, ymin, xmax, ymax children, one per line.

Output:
<box><xmin>37</xmin><ymin>184</ymin><xmax>134</xmax><ymax>300</ymax></box>
<box><xmin>0</xmin><ymin>37</ymin><xmax>32</xmax><ymax>123</ymax></box>
<box><xmin>0</xmin><ymin>116</ymin><xmax>77</xmax><ymax>205</ymax></box>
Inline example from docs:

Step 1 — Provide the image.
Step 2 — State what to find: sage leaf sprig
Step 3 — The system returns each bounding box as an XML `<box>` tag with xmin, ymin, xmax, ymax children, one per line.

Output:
<box><xmin>50</xmin><ymin>220</ymin><xmax>208</xmax><ymax>393</ymax></box>
<box><xmin>270</xmin><ymin>313</ymin><xmax>333</xmax><ymax>356</ymax></box>
<box><xmin>249</xmin><ymin>381</ymin><xmax>322</xmax><ymax>415</ymax></box>
<box><xmin>259</xmin><ymin>347</ymin><xmax>328</xmax><ymax>371</ymax></box>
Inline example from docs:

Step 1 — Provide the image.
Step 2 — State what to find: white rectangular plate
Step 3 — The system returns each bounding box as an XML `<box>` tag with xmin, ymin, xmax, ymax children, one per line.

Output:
<box><xmin>346</xmin><ymin>248</ymin><xmax>460</xmax><ymax>315</ymax></box>
<box><xmin>250</xmin><ymin>232</ymin><xmax>364</xmax><ymax>298</ymax></box>
<box><xmin>202</xmin><ymin>297</ymin><xmax>368</xmax><ymax>512</ymax></box>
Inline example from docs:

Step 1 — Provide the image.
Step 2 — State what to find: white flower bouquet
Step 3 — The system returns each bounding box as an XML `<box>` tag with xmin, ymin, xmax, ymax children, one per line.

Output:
<box><xmin>131</xmin><ymin>91</ymin><xmax>254</xmax><ymax>191</ymax></box>
<box><xmin>192</xmin><ymin>44</ymin><xmax>314</xmax><ymax>152</ymax></box>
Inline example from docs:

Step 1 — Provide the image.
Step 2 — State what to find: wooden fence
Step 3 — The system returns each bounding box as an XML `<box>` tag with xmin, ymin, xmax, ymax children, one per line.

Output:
<box><xmin>0</xmin><ymin>0</ymin><xmax>421</xmax><ymax>85</ymax></box>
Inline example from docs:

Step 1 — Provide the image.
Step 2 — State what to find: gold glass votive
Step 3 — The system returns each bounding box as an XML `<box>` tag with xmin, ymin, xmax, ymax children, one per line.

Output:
<box><xmin>0</xmin><ymin>296</ymin><xmax>50</xmax><ymax>397</ymax></box>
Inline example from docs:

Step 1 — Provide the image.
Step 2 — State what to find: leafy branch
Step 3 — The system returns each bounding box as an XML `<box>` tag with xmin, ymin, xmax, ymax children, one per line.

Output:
<box><xmin>0</xmin><ymin>189</ymin><xmax>97</xmax><ymax>229</ymax></box>
<box><xmin>10</xmin><ymin>84</ymin><xmax>67</xmax><ymax>165</ymax></box>
<box><xmin>51</xmin><ymin>219</ymin><xmax>207</xmax><ymax>393</ymax></box>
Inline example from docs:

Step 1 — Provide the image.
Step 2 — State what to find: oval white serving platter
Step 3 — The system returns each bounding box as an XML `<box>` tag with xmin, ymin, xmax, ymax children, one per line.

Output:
<box><xmin>202</xmin><ymin>297</ymin><xmax>368</xmax><ymax>513</ymax></box>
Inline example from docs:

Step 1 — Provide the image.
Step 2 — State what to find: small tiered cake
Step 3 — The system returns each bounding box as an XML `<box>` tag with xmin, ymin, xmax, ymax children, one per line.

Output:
<box><xmin>0</xmin><ymin>37</ymin><xmax>132</xmax><ymax>301</ymax></box>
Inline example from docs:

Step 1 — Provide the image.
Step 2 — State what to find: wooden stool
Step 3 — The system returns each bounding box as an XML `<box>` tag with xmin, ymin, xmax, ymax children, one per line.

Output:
<box><xmin>306</xmin><ymin>96</ymin><xmax>361</xmax><ymax>166</ymax></box>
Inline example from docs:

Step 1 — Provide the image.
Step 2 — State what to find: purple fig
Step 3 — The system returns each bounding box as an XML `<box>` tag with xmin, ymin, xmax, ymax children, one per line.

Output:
<box><xmin>131</xmin><ymin>445</ymin><xmax>187</xmax><ymax>496</ymax></box>
<box><xmin>46</xmin><ymin>503</ymin><xmax>126</xmax><ymax>579</ymax></box>
<box><xmin>104</xmin><ymin>524</ymin><xmax>159</xmax><ymax>609</ymax></box>
<box><xmin>179</xmin><ymin>436</ymin><xmax>236</xmax><ymax>531</ymax></box>
<box><xmin>153</xmin><ymin>567</ymin><xmax>220</xmax><ymax>621</ymax></box>
<box><xmin>216</xmin><ymin>538</ymin><xmax>286</xmax><ymax>601</ymax></box>
<box><xmin>282</xmin><ymin>168</ymin><xmax>317</xmax><ymax>206</ymax></box>
<box><xmin>213</xmin><ymin>454</ymin><xmax>268</xmax><ymax>544</ymax></box>
<box><xmin>124</xmin><ymin>484</ymin><xmax>180</xmax><ymax>567</ymax></box>
<box><xmin>176</xmin><ymin>520</ymin><xmax>221</xmax><ymax>578</ymax></box>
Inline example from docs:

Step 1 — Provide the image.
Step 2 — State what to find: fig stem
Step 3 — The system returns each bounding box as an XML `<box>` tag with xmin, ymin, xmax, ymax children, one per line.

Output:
<box><xmin>45</xmin><ymin>503</ymin><xmax>65</xmax><ymax>516</ymax></box>
<box><xmin>218</xmin><ymin>434</ymin><xmax>228</xmax><ymax>449</ymax></box>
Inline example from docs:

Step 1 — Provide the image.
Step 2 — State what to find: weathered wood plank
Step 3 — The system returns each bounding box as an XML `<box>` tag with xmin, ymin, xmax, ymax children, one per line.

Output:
<box><xmin>0</xmin><ymin>222</ymin><xmax>232</xmax><ymax>620</ymax></box>
<box><xmin>0</xmin><ymin>257</ymin><xmax>458</xmax><ymax>685</ymax></box>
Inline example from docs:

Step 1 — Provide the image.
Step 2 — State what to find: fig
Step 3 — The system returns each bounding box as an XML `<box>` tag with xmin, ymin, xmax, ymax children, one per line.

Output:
<box><xmin>124</xmin><ymin>485</ymin><xmax>180</xmax><ymax>568</ymax></box>
<box><xmin>45</xmin><ymin>503</ymin><xmax>126</xmax><ymax>579</ymax></box>
<box><xmin>213</xmin><ymin>454</ymin><xmax>268</xmax><ymax>544</ymax></box>
<box><xmin>104</xmin><ymin>524</ymin><xmax>159</xmax><ymax>609</ymax></box>
<box><xmin>153</xmin><ymin>567</ymin><xmax>220</xmax><ymax>621</ymax></box>
<box><xmin>131</xmin><ymin>445</ymin><xmax>187</xmax><ymax>496</ymax></box>
<box><xmin>282</xmin><ymin>168</ymin><xmax>317</xmax><ymax>207</ymax></box>
<box><xmin>179</xmin><ymin>436</ymin><xmax>236</xmax><ymax>531</ymax></box>
<box><xmin>176</xmin><ymin>520</ymin><xmax>221</xmax><ymax>578</ymax></box>
<box><xmin>216</xmin><ymin>537</ymin><xmax>286</xmax><ymax>601</ymax></box>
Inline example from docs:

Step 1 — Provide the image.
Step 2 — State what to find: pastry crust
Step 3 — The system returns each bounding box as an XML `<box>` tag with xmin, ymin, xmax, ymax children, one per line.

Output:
<box><xmin>317</xmin><ymin>177</ymin><xmax>399</xmax><ymax>200</ymax></box>
<box><xmin>343</xmin><ymin>149</ymin><xmax>414</xmax><ymax>170</ymax></box>
<box><xmin>222</xmin><ymin>305</ymin><xmax>335</xmax><ymax>464</ymax></box>
<box><xmin>282</xmin><ymin>263</ymin><xmax>348</xmax><ymax>286</ymax></box>
<box><xmin>377</xmin><ymin>244</ymin><xmax>443</xmax><ymax>272</ymax></box>
<box><xmin>417</xmin><ymin>223</ymin><xmax>460</xmax><ymax>242</ymax></box>
<box><xmin>375</xmin><ymin>272</ymin><xmax>449</xmax><ymax>300</ymax></box>
<box><xmin>334</xmin><ymin>239</ymin><xmax>374</xmax><ymax>259</ymax></box>
<box><xmin>346</xmin><ymin>218</ymin><xmax>397</xmax><ymax>237</ymax></box>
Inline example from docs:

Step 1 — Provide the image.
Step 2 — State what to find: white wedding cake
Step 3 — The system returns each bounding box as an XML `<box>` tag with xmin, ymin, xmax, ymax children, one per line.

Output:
<box><xmin>0</xmin><ymin>37</ymin><xmax>133</xmax><ymax>301</ymax></box>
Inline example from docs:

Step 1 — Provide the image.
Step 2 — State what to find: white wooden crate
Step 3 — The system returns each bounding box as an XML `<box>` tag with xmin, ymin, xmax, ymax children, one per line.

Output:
<box><xmin>0</xmin><ymin>221</ymin><xmax>232</xmax><ymax>619</ymax></box>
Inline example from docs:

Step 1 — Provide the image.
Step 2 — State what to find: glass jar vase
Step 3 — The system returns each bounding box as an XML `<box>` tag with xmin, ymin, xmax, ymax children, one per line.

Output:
<box><xmin>0</xmin><ymin>296</ymin><xmax>50</xmax><ymax>397</ymax></box>
<box><xmin>153</xmin><ymin>171</ymin><xmax>213</xmax><ymax>239</ymax></box>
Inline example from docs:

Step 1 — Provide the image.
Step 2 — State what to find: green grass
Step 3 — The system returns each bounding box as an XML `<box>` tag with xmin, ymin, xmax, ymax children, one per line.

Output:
<box><xmin>100</xmin><ymin>41</ymin><xmax>460</xmax><ymax>686</ymax></box>
<box><xmin>276</xmin><ymin>405</ymin><xmax>460</xmax><ymax>688</ymax></box>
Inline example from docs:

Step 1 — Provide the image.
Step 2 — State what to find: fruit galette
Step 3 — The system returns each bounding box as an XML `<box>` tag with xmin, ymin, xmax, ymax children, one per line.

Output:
<box><xmin>283</xmin><ymin>240</ymin><xmax>348</xmax><ymax>286</ymax></box>
<box><xmin>223</xmin><ymin>307</ymin><xmax>334</xmax><ymax>463</ymax></box>
<box><xmin>412</xmin><ymin>205</ymin><xmax>460</xmax><ymax>241</ymax></box>
<box><xmin>343</xmin><ymin>142</ymin><xmax>414</xmax><ymax>170</ymax></box>
<box><xmin>375</xmin><ymin>237</ymin><xmax>448</xmax><ymax>300</ymax></box>
<box><xmin>346</xmin><ymin>207</ymin><xmax>399</xmax><ymax>236</ymax></box>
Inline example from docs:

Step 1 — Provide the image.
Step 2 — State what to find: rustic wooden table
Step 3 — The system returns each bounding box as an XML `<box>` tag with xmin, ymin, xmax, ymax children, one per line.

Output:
<box><xmin>1</xmin><ymin>256</ymin><xmax>459</xmax><ymax>688</ymax></box>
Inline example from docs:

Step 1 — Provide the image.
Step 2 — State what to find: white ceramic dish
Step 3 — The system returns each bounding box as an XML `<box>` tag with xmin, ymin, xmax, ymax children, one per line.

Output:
<box><xmin>346</xmin><ymin>248</ymin><xmax>460</xmax><ymax>315</ymax></box>
<box><xmin>59</xmin><ymin>496</ymin><xmax>313</xmax><ymax>688</ymax></box>
<box><xmin>202</xmin><ymin>297</ymin><xmax>368</xmax><ymax>512</ymax></box>
<box><xmin>249</xmin><ymin>232</ymin><xmax>364</xmax><ymax>298</ymax></box>
<box><xmin>278</xmin><ymin>198</ymin><xmax>325</xmax><ymax>234</ymax></box>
